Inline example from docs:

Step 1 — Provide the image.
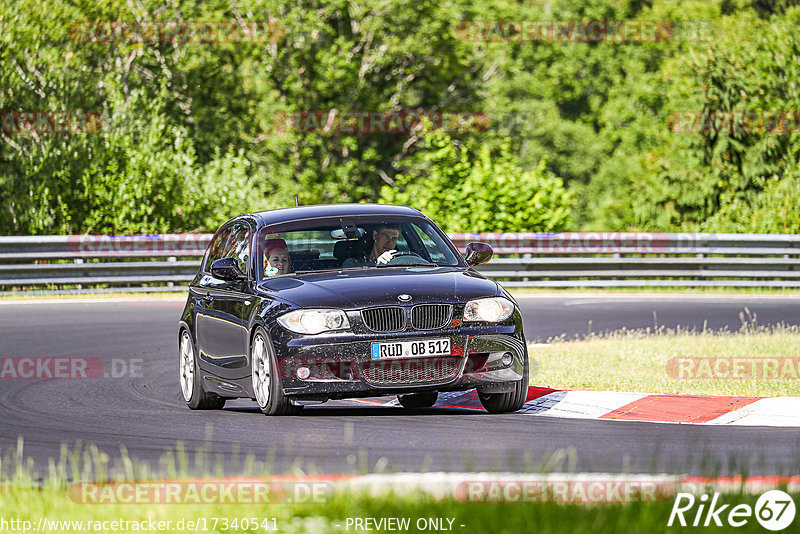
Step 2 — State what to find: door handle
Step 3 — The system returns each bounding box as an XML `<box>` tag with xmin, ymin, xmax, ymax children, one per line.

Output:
<box><xmin>201</xmin><ymin>292</ymin><xmax>213</xmax><ymax>305</ymax></box>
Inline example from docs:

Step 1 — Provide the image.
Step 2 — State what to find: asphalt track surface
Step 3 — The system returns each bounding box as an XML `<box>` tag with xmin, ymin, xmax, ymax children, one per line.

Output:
<box><xmin>1</xmin><ymin>295</ymin><xmax>799</xmax><ymax>478</ymax></box>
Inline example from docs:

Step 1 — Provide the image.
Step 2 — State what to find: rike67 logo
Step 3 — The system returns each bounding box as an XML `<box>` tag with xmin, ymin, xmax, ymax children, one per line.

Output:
<box><xmin>668</xmin><ymin>490</ymin><xmax>796</xmax><ymax>531</ymax></box>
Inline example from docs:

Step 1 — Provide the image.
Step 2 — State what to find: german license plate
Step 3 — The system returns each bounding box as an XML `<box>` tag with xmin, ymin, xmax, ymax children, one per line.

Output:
<box><xmin>371</xmin><ymin>338</ymin><xmax>451</xmax><ymax>359</ymax></box>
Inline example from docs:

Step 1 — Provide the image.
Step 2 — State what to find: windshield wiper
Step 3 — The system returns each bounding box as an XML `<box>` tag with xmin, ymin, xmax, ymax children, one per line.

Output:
<box><xmin>292</xmin><ymin>266</ymin><xmax>372</xmax><ymax>275</ymax></box>
<box><xmin>376</xmin><ymin>262</ymin><xmax>437</xmax><ymax>268</ymax></box>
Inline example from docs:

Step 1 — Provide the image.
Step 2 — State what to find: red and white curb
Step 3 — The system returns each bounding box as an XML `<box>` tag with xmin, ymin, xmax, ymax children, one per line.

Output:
<box><xmin>360</xmin><ymin>388</ymin><xmax>800</xmax><ymax>427</ymax></box>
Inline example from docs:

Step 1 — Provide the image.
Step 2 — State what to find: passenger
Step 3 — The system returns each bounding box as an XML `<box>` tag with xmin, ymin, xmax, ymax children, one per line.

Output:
<box><xmin>263</xmin><ymin>238</ymin><xmax>292</xmax><ymax>277</ymax></box>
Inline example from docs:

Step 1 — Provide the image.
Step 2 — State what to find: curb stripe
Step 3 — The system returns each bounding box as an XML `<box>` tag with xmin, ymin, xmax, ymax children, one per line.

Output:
<box><xmin>599</xmin><ymin>394</ymin><xmax>763</xmax><ymax>423</ymax></box>
<box><xmin>353</xmin><ymin>387</ymin><xmax>800</xmax><ymax>427</ymax></box>
<box><xmin>708</xmin><ymin>397</ymin><xmax>800</xmax><ymax>426</ymax></box>
<box><xmin>536</xmin><ymin>391</ymin><xmax>649</xmax><ymax>419</ymax></box>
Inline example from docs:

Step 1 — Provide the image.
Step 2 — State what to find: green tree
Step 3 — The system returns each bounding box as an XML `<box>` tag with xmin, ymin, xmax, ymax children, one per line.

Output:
<box><xmin>0</xmin><ymin>0</ymin><xmax>483</xmax><ymax>234</ymax></box>
<box><xmin>381</xmin><ymin>127</ymin><xmax>572</xmax><ymax>232</ymax></box>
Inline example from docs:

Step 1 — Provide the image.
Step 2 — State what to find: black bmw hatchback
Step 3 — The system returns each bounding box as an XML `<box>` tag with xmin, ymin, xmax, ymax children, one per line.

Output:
<box><xmin>178</xmin><ymin>204</ymin><xmax>529</xmax><ymax>415</ymax></box>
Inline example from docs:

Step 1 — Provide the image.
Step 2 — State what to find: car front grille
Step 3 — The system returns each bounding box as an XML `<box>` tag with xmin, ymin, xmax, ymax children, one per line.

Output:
<box><xmin>362</xmin><ymin>307</ymin><xmax>405</xmax><ymax>332</ymax></box>
<box><xmin>362</xmin><ymin>357</ymin><xmax>461</xmax><ymax>386</ymax></box>
<box><xmin>411</xmin><ymin>304</ymin><xmax>452</xmax><ymax>330</ymax></box>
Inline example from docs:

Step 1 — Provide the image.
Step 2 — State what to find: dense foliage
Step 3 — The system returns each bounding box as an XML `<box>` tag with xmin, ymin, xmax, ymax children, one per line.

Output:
<box><xmin>1</xmin><ymin>0</ymin><xmax>798</xmax><ymax>234</ymax></box>
<box><xmin>380</xmin><ymin>126</ymin><xmax>572</xmax><ymax>232</ymax></box>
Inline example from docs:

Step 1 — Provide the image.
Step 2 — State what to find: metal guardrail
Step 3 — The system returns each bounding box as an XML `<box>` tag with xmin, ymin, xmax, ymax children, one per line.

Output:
<box><xmin>1</xmin><ymin>232</ymin><xmax>799</xmax><ymax>292</ymax></box>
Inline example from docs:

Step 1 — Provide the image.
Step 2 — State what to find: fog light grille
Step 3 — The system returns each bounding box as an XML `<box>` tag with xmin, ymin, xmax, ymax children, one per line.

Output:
<box><xmin>362</xmin><ymin>357</ymin><xmax>460</xmax><ymax>386</ymax></box>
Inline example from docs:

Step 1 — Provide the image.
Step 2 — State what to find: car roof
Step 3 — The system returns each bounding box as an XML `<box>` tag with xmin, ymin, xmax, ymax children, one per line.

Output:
<box><xmin>247</xmin><ymin>203</ymin><xmax>426</xmax><ymax>227</ymax></box>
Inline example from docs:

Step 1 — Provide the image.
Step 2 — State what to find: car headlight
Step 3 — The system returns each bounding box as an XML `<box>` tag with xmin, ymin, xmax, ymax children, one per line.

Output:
<box><xmin>277</xmin><ymin>309</ymin><xmax>350</xmax><ymax>334</ymax></box>
<box><xmin>463</xmin><ymin>297</ymin><xmax>515</xmax><ymax>323</ymax></box>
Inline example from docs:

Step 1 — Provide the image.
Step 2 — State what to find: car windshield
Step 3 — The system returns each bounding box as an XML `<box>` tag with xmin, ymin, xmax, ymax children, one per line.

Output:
<box><xmin>255</xmin><ymin>216</ymin><xmax>462</xmax><ymax>279</ymax></box>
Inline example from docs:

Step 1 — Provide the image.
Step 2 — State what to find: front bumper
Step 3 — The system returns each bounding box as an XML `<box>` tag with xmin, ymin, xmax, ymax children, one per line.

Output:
<box><xmin>270</xmin><ymin>324</ymin><xmax>527</xmax><ymax>400</ymax></box>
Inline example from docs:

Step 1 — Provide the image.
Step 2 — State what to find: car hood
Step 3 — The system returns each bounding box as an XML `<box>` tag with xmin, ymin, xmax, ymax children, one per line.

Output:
<box><xmin>255</xmin><ymin>266</ymin><xmax>500</xmax><ymax>309</ymax></box>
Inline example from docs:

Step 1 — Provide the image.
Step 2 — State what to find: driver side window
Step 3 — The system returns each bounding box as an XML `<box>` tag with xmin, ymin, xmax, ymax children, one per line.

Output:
<box><xmin>226</xmin><ymin>223</ymin><xmax>251</xmax><ymax>275</ymax></box>
<box><xmin>204</xmin><ymin>223</ymin><xmax>251</xmax><ymax>276</ymax></box>
<box><xmin>204</xmin><ymin>227</ymin><xmax>234</xmax><ymax>271</ymax></box>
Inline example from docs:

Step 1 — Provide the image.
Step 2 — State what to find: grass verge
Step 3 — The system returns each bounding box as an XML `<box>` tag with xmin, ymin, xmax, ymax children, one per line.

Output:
<box><xmin>530</xmin><ymin>324</ymin><xmax>800</xmax><ymax>396</ymax></box>
<box><xmin>509</xmin><ymin>286</ymin><xmax>800</xmax><ymax>296</ymax></box>
<box><xmin>2</xmin><ymin>479</ymin><xmax>795</xmax><ymax>533</ymax></box>
<box><xmin>2</xmin><ymin>286</ymin><xmax>800</xmax><ymax>301</ymax></box>
<box><xmin>0</xmin><ymin>291</ymin><xmax>184</xmax><ymax>301</ymax></box>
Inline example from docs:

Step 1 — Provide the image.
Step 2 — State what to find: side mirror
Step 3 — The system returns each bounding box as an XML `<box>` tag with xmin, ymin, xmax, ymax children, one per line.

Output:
<box><xmin>464</xmin><ymin>242</ymin><xmax>493</xmax><ymax>266</ymax></box>
<box><xmin>210</xmin><ymin>257</ymin><xmax>246</xmax><ymax>281</ymax></box>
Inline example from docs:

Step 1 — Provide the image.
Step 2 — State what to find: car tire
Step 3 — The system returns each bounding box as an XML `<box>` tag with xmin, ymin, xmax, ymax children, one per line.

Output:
<box><xmin>397</xmin><ymin>392</ymin><xmax>438</xmax><ymax>409</ymax></box>
<box><xmin>180</xmin><ymin>329</ymin><xmax>226</xmax><ymax>410</ymax></box>
<box><xmin>477</xmin><ymin>353</ymin><xmax>529</xmax><ymax>414</ymax></box>
<box><xmin>251</xmin><ymin>327</ymin><xmax>297</xmax><ymax>416</ymax></box>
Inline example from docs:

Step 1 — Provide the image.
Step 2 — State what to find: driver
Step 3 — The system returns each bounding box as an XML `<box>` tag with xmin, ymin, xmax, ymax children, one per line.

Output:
<box><xmin>343</xmin><ymin>224</ymin><xmax>400</xmax><ymax>267</ymax></box>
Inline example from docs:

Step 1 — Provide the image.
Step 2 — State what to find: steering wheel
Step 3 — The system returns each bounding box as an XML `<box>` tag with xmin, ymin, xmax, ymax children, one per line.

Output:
<box><xmin>386</xmin><ymin>251</ymin><xmax>426</xmax><ymax>265</ymax></box>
